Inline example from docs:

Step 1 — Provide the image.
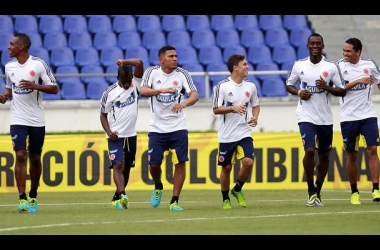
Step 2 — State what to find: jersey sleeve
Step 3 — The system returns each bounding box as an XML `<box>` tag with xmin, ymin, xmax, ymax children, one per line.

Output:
<box><xmin>132</xmin><ymin>76</ymin><xmax>142</xmax><ymax>92</ymax></box>
<box><xmin>212</xmin><ymin>84</ymin><xmax>224</xmax><ymax>108</ymax></box>
<box><xmin>180</xmin><ymin>68</ymin><xmax>197</xmax><ymax>94</ymax></box>
<box><xmin>38</xmin><ymin>60</ymin><xmax>57</xmax><ymax>86</ymax></box>
<box><xmin>250</xmin><ymin>84</ymin><xmax>260</xmax><ymax>107</ymax></box>
<box><xmin>331</xmin><ymin>63</ymin><xmax>344</xmax><ymax>88</ymax></box>
<box><xmin>142</xmin><ymin>66</ymin><xmax>154</xmax><ymax>88</ymax></box>
<box><xmin>100</xmin><ymin>90</ymin><xmax>113</xmax><ymax>114</ymax></box>
<box><xmin>371</xmin><ymin>60</ymin><xmax>380</xmax><ymax>85</ymax></box>
<box><xmin>5</xmin><ymin>65</ymin><xmax>11</xmax><ymax>89</ymax></box>
<box><xmin>286</xmin><ymin>62</ymin><xmax>299</xmax><ymax>86</ymax></box>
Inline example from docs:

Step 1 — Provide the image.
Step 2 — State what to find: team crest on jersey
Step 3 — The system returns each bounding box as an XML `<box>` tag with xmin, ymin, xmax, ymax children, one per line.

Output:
<box><xmin>219</xmin><ymin>156</ymin><xmax>225</xmax><ymax>162</ymax></box>
<box><xmin>173</xmin><ymin>81</ymin><xmax>178</xmax><ymax>86</ymax></box>
<box><xmin>30</xmin><ymin>70</ymin><xmax>35</xmax><ymax>77</ymax></box>
<box><xmin>364</xmin><ymin>69</ymin><xmax>369</xmax><ymax>74</ymax></box>
<box><xmin>322</xmin><ymin>71</ymin><xmax>328</xmax><ymax>78</ymax></box>
<box><xmin>245</xmin><ymin>91</ymin><xmax>250</xmax><ymax>98</ymax></box>
<box><xmin>110</xmin><ymin>154</ymin><xmax>115</xmax><ymax>160</ymax></box>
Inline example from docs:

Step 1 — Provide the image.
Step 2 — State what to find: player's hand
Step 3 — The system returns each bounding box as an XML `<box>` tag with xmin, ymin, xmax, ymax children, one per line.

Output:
<box><xmin>108</xmin><ymin>131</ymin><xmax>119</xmax><ymax>140</ymax></box>
<box><xmin>19</xmin><ymin>79</ymin><xmax>35</xmax><ymax>90</ymax></box>
<box><xmin>315</xmin><ymin>76</ymin><xmax>327</xmax><ymax>90</ymax></box>
<box><xmin>299</xmin><ymin>89</ymin><xmax>312</xmax><ymax>100</ymax></box>
<box><xmin>0</xmin><ymin>95</ymin><xmax>7</xmax><ymax>104</ymax></box>
<box><xmin>172</xmin><ymin>103</ymin><xmax>185</xmax><ymax>113</ymax></box>
<box><xmin>160</xmin><ymin>87</ymin><xmax>176</xmax><ymax>94</ymax></box>
<box><xmin>358</xmin><ymin>77</ymin><xmax>374</xmax><ymax>85</ymax></box>
<box><xmin>248</xmin><ymin>117</ymin><xmax>258</xmax><ymax>127</ymax></box>
<box><xmin>116</xmin><ymin>59</ymin><xmax>123</xmax><ymax>66</ymax></box>
<box><xmin>232</xmin><ymin>104</ymin><xmax>247</xmax><ymax>115</ymax></box>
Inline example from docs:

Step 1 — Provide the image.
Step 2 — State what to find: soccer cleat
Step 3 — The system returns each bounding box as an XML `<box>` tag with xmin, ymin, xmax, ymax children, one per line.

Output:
<box><xmin>111</xmin><ymin>200</ymin><xmax>124</xmax><ymax>209</ymax></box>
<box><xmin>314</xmin><ymin>196</ymin><xmax>324</xmax><ymax>207</ymax></box>
<box><xmin>351</xmin><ymin>192</ymin><xmax>361</xmax><ymax>205</ymax></box>
<box><xmin>169</xmin><ymin>201</ymin><xmax>184</xmax><ymax>211</ymax></box>
<box><xmin>17</xmin><ymin>199</ymin><xmax>29</xmax><ymax>212</ymax></box>
<box><xmin>306</xmin><ymin>193</ymin><xmax>317</xmax><ymax>207</ymax></box>
<box><xmin>372</xmin><ymin>189</ymin><xmax>380</xmax><ymax>202</ymax></box>
<box><xmin>222</xmin><ymin>199</ymin><xmax>232</xmax><ymax>209</ymax></box>
<box><xmin>120</xmin><ymin>194</ymin><xmax>129</xmax><ymax>209</ymax></box>
<box><xmin>28</xmin><ymin>198</ymin><xmax>38</xmax><ymax>213</ymax></box>
<box><xmin>151</xmin><ymin>188</ymin><xmax>163</xmax><ymax>208</ymax></box>
<box><xmin>231</xmin><ymin>189</ymin><xmax>247</xmax><ymax>208</ymax></box>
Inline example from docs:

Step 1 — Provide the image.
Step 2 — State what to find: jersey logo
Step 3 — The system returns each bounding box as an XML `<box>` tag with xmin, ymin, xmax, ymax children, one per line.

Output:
<box><xmin>156</xmin><ymin>90</ymin><xmax>179</xmax><ymax>103</ymax></box>
<box><xmin>156</xmin><ymin>80</ymin><xmax>161</xmax><ymax>85</ymax></box>
<box><xmin>228</xmin><ymin>92</ymin><xmax>233</xmax><ymax>97</ymax></box>
<box><xmin>114</xmin><ymin>91</ymin><xmax>136</xmax><ymax>108</ymax></box>
<box><xmin>30</xmin><ymin>70</ymin><xmax>35</xmax><ymax>77</ymax></box>
<box><xmin>12</xmin><ymin>82</ymin><xmax>33</xmax><ymax>94</ymax></box>
<box><xmin>343</xmin><ymin>70</ymin><xmax>348</xmax><ymax>74</ymax></box>
<box><xmin>322</xmin><ymin>71</ymin><xmax>328</xmax><ymax>78</ymax></box>
<box><xmin>173</xmin><ymin>81</ymin><xmax>178</xmax><ymax>86</ymax></box>
<box><xmin>364</xmin><ymin>69</ymin><xmax>369</xmax><ymax>74</ymax></box>
<box><xmin>300</xmin><ymin>71</ymin><xmax>304</xmax><ymax>75</ymax></box>
<box><xmin>245</xmin><ymin>91</ymin><xmax>250</xmax><ymax>98</ymax></box>
<box><xmin>219</xmin><ymin>156</ymin><xmax>225</xmax><ymax>162</ymax></box>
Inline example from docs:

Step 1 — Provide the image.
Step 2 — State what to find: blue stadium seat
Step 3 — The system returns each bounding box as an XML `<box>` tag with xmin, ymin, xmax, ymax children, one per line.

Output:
<box><xmin>280</xmin><ymin>60</ymin><xmax>295</xmax><ymax>80</ymax></box>
<box><xmin>198</xmin><ymin>45</ymin><xmax>223</xmax><ymax>66</ymax></box>
<box><xmin>93</xmin><ymin>31</ymin><xmax>117</xmax><ymax>50</ymax></box>
<box><xmin>244</xmin><ymin>75</ymin><xmax>263</xmax><ymax>97</ymax></box>
<box><xmin>88</xmin><ymin>15</ymin><xmax>112</xmax><ymax>34</ymax></box>
<box><xmin>216</xmin><ymin>29</ymin><xmax>240</xmax><ymax>49</ymax></box>
<box><xmin>148</xmin><ymin>48</ymin><xmax>160</xmax><ymax>66</ymax></box>
<box><xmin>0</xmin><ymin>32</ymin><xmax>13</xmax><ymax>52</ymax></box>
<box><xmin>240</xmin><ymin>28</ymin><xmax>264</xmax><ymax>48</ymax></box>
<box><xmin>186</xmin><ymin>15</ymin><xmax>210</xmax><ymax>32</ymax></box>
<box><xmin>223</xmin><ymin>45</ymin><xmax>246</xmax><ymax>64</ymax></box>
<box><xmin>137</xmin><ymin>15</ymin><xmax>161</xmax><ymax>33</ymax></box>
<box><xmin>272</xmin><ymin>44</ymin><xmax>297</xmax><ymax>65</ymax></box>
<box><xmin>0</xmin><ymin>67</ymin><xmax>5</xmax><ymax>84</ymax></box>
<box><xmin>259</xmin><ymin>15</ymin><xmax>283</xmax><ymax>31</ymax></box>
<box><xmin>80</xmin><ymin>64</ymin><xmax>107</xmax><ymax>85</ymax></box>
<box><xmin>43</xmin><ymin>32</ymin><xmax>68</xmax><ymax>51</ymax></box>
<box><xmin>27</xmin><ymin>32</ymin><xmax>42</xmax><ymax>48</ymax></box>
<box><xmin>255</xmin><ymin>61</ymin><xmax>279</xmax><ymax>81</ymax></box>
<box><xmin>290</xmin><ymin>28</ymin><xmax>312</xmax><ymax>47</ymax></box>
<box><xmin>118</xmin><ymin>31</ymin><xmax>141</xmax><ymax>50</ymax></box>
<box><xmin>162</xmin><ymin>15</ymin><xmax>186</xmax><ymax>32</ymax></box>
<box><xmin>125</xmin><ymin>46</ymin><xmax>150</xmax><ymax>69</ymax></box>
<box><xmin>105</xmin><ymin>65</ymin><xmax>118</xmax><ymax>84</ymax></box>
<box><xmin>283</xmin><ymin>15</ymin><xmax>308</xmax><ymax>31</ymax></box>
<box><xmin>61</xmin><ymin>80</ymin><xmax>86</xmax><ymax>100</ymax></box>
<box><xmin>39</xmin><ymin>15</ymin><xmax>63</xmax><ymax>34</ymax></box>
<box><xmin>142</xmin><ymin>30</ymin><xmax>166</xmax><ymax>50</ymax></box>
<box><xmin>42</xmin><ymin>90</ymin><xmax>61</xmax><ymax>100</ymax></box>
<box><xmin>14</xmin><ymin>15</ymin><xmax>38</xmax><ymax>33</ymax></box>
<box><xmin>167</xmin><ymin>30</ymin><xmax>191</xmax><ymax>49</ymax></box>
<box><xmin>50</xmin><ymin>47</ymin><xmax>75</xmax><ymax>67</ymax></box>
<box><xmin>207</xmin><ymin>62</ymin><xmax>229</xmax><ymax>87</ymax></box>
<box><xmin>210</xmin><ymin>15</ymin><xmax>234</xmax><ymax>31</ymax></box>
<box><xmin>75</xmin><ymin>47</ymin><xmax>100</xmax><ymax>67</ymax></box>
<box><xmin>0</xmin><ymin>15</ymin><xmax>14</xmax><ymax>33</ymax></box>
<box><xmin>176</xmin><ymin>46</ymin><xmax>198</xmax><ymax>66</ymax></box>
<box><xmin>297</xmin><ymin>46</ymin><xmax>309</xmax><ymax>59</ymax></box>
<box><xmin>55</xmin><ymin>65</ymin><xmax>80</xmax><ymax>85</ymax></box>
<box><xmin>247</xmin><ymin>44</ymin><xmax>273</xmax><ymax>65</ymax></box>
<box><xmin>261</xmin><ymin>75</ymin><xmax>288</xmax><ymax>97</ymax></box>
<box><xmin>86</xmin><ymin>81</ymin><xmax>110</xmax><ymax>100</ymax></box>
<box><xmin>112</xmin><ymin>15</ymin><xmax>136</xmax><ymax>33</ymax></box>
<box><xmin>265</xmin><ymin>28</ymin><xmax>290</xmax><ymax>48</ymax></box>
<box><xmin>100</xmin><ymin>47</ymin><xmax>123</xmax><ymax>67</ymax></box>
<box><xmin>234</xmin><ymin>15</ymin><xmax>258</xmax><ymax>31</ymax></box>
<box><xmin>68</xmin><ymin>32</ymin><xmax>92</xmax><ymax>51</ymax></box>
<box><xmin>192</xmin><ymin>30</ymin><xmax>216</xmax><ymax>49</ymax></box>
<box><xmin>1</xmin><ymin>49</ymin><xmax>14</xmax><ymax>66</ymax></box>
<box><xmin>182</xmin><ymin>62</ymin><xmax>205</xmax><ymax>98</ymax></box>
<box><xmin>63</xmin><ymin>15</ymin><xmax>87</xmax><ymax>34</ymax></box>
<box><xmin>30</xmin><ymin>47</ymin><xmax>50</xmax><ymax>64</ymax></box>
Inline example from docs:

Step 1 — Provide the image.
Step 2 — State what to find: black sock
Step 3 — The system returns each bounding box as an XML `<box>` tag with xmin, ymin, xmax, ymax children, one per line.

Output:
<box><xmin>233</xmin><ymin>180</ymin><xmax>245</xmax><ymax>192</ymax></box>
<box><xmin>29</xmin><ymin>187</ymin><xmax>38</xmax><ymax>199</ymax></box>
<box><xmin>221</xmin><ymin>190</ymin><xmax>229</xmax><ymax>201</ymax></box>
<box><xmin>351</xmin><ymin>184</ymin><xmax>359</xmax><ymax>194</ymax></box>
<box><xmin>155</xmin><ymin>182</ymin><xmax>163</xmax><ymax>190</ymax></box>
<box><xmin>112</xmin><ymin>192</ymin><xmax>121</xmax><ymax>201</ymax></box>
<box><xmin>19</xmin><ymin>192</ymin><xmax>27</xmax><ymax>200</ymax></box>
<box><xmin>170</xmin><ymin>196</ymin><xmax>179</xmax><ymax>204</ymax></box>
<box><xmin>315</xmin><ymin>180</ymin><xmax>323</xmax><ymax>196</ymax></box>
<box><xmin>120</xmin><ymin>191</ymin><xmax>126</xmax><ymax>196</ymax></box>
<box><xmin>307</xmin><ymin>179</ymin><xmax>315</xmax><ymax>195</ymax></box>
<box><xmin>373</xmin><ymin>183</ymin><xmax>379</xmax><ymax>192</ymax></box>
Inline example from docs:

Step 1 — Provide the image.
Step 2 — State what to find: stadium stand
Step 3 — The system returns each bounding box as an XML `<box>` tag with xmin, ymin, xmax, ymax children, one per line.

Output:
<box><xmin>112</xmin><ymin>15</ymin><xmax>137</xmax><ymax>33</ymax></box>
<box><xmin>39</xmin><ymin>15</ymin><xmax>63</xmax><ymax>34</ymax></box>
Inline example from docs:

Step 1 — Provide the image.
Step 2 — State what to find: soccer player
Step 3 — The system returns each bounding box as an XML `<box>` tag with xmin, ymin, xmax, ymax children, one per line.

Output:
<box><xmin>140</xmin><ymin>45</ymin><xmax>199</xmax><ymax>211</ymax></box>
<box><xmin>0</xmin><ymin>33</ymin><xmax>58</xmax><ymax>213</ymax></box>
<box><xmin>212</xmin><ymin>54</ymin><xmax>260</xmax><ymax>209</ymax></box>
<box><xmin>336</xmin><ymin>37</ymin><xmax>380</xmax><ymax>205</ymax></box>
<box><xmin>286</xmin><ymin>33</ymin><xmax>346</xmax><ymax>207</ymax></box>
<box><xmin>100</xmin><ymin>58</ymin><xmax>143</xmax><ymax>209</ymax></box>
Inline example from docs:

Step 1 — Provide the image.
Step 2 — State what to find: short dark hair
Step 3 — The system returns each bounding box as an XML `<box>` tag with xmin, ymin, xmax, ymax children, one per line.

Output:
<box><xmin>307</xmin><ymin>33</ymin><xmax>324</xmax><ymax>44</ymax></box>
<box><xmin>14</xmin><ymin>33</ymin><xmax>31</xmax><ymax>50</ymax></box>
<box><xmin>118</xmin><ymin>65</ymin><xmax>133</xmax><ymax>81</ymax></box>
<box><xmin>158</xmin><ymin>45</ymin><xmax>176</xmax><ymax>57</ymax></box>
<box><xmin>345</xmin><ymin>37</ymin><xmax>362</xmax><ymax>52</ymax></box>
<box><xmin>227</xmin><ymin>54</ymin><xmax>245</xmax><ymax>73</ymax></box>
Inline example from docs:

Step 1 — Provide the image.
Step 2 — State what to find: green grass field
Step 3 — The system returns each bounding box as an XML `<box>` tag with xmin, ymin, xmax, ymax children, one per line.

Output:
<box><xmin>1</xmin><ymin>189</ymin><xmax>380</xmax><ymax>235</ymax></box>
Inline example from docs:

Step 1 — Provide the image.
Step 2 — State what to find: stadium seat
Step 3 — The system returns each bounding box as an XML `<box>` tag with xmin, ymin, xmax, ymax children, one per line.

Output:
<box><xmin>265</xmin><ymin>28</ymin><xmax>290</xmax><ymax>48</ymax></box>
<box><xmin>290</xmin><ymin>28</ymin><xmax>312</xmax><ymax>48</ymax></box>
<box><xmin>240</xmin><ymin>28</ymin><xmax>265</xmax><ymax>48</ymax></box>
<box><xmin>55</xmin><ymin>65</ymin><xmax>80</xmax><ymax>85</ymax></box>
<box><xmin>206</xmin><ymin>62</ymin><xmax>229</xmax><ymax>87</ymax></box>
<box><xmin>30</xmin><ymin>47</ymin><xmax>50</xmax><ymax>64</ymax></box>
<box><xmin>148</xmin><ymin>48</ymin><xmax>160</xmax><ymax>66</ymax></box>
<box><xmin>88</xmin><ymin>15</ymin><xmax>112</xmax><ymax>34</ymax></box>
<box><xmin>14</xmin><ymin>15</ymin><xmax>38</xmax><ymax>33</ymax></box>
<box><xmin>182</xmin><ymin>62</ymin><xmax>206</xmax><ymax>98</ymax></box>
<box><xmin>234</xmin><ymin>15</ymin><xmax>258</xmax><ymax>31</ymax></box>
<box><xmin>216</xmin><ymin>29</ymin><xmax>240</xmax><ymax>49</ymax></box>
<box><xmin>105</xmin><ymin>65</ymin><xmax>118</xmax><ymax>84</ymax></box>
<box><xmin>0</xmin><ymin>67</ymin><xmax>5</xmax><ymax>84</ymax></box>
<box><xmin>112</xmin><ymin>15</ymin><xmax>136</xmax><ymax>33</ymax></box>
<box><xmin>86</xmin><ymin>81</ymin><xmax>110</xmax><ymax>100</ymax></box>
<box><xmin>223</xmin><ymin>45</ymin><xmax>246</xmax><ymax>64</ymax></box>
<box><xmin>43</xmin><ymin>32</ymin><xmax>68</xmax><ymax>51</ymax></box>
<box><xmin>39</xmin><ymin>15</ymin><xmax>63</xmax><ymax>34</ymax></box>
<box><xmin>80</xmin><ymin>64</ymin><xmax>107</xmax><ymax>85</ymax></box>
<box><xmin>297</xmin><ymin>46</ymin><xmax>309</xmax><ymax>59</ymax></box>
<box><xmin>60</xmin><ymin>80</ymin><xmax>86</xmax><ymax>100</ymax></box>
<box><xmin>272</xmin><ymin>44</ymin><xmax>297</xmax><ymax>65</ymax></box>
<box><xmin>137</xmin><ymin>15</ymin><xmax>161</xmax><ymax>33</ymax></box>
<box><xmin>162</xmin><ymin>15</ymin><xmax>186</xmax><ymax>32</ymax></box>
<box><xmin>26</xmin><ymin>32</ymin><xmax>42</xmax><ymax>48</ymax></box>
<box><xmin>124</xmin><ymin>46</ymin><xmax>150</xmax><ymax>69</ymax></box>
<box><xmin>75</xmin><ymin>47</ymin><xmax>100</xmax><ymax>67</ymax></box>
<box><xmin>50</xmin><ymin>47</ymin><xmax>75</xmax><ymax>67</ymax></box>
<box><xmin>255</xmin><ymin>61</ymin><xmax>279</xmax><ymax>81</ymax></box>
<box><xmin>42</xmin><ymin>90</ymin><xmax>61</xmax><ymax>100</ymax></box>
<box><xmin>247</xmin><ymin>44</ymin><xmax>273</xmax><ymax>65</ymax></box>
<box><xmin>186</xmin><ymin>15</ymin><xmax>210</xmax><ymax>32</ymax></box>
<box><xmin>1</xmin><ymin>49</ymin><xmax>13</xmax><ymax>66</ymax></box>
<box><xmin>280</xmin><ymin>60</ymin><xmax>295</xmax><ymax>80</ymax></box>
<box><xmin>68</xmin><ymin>32</ymin><xmax>92</xmax><ymax>51</ymax></box>
<box><xmin>167</xmin><ymin>30</ymin><xmax>191</xmax><ymax>49</ymax></box>
<box><xmin>198</xmin><ymin>45</ymin><xmax>223</xmax><ymax>66</ymax></box>
<box><xmin>261</xmin><ymin>75</ymin><xmax>288</xmax><ymax>97</ymax></box>
<box><xmin>176</xmin><ymin>46</ymin><xmax>198</xmax><ymax>66</ymax></box>
<box><xmin>259</xmin><ymin>15</ymin><xmax>283</xmax><ymax>31</ymax></box>
<box><xmin>0</xmin><ymin>15</ymin><xmax>14</xmax><ymax>33</ymax></box>
<box><xmin>283</xmin><ymin>15</ymin><xmax>308</xmax><ymax>31</ymax></box>
<box><xmin>117</xmin><ymin>31</ymin><xmax>141</xmax><ymax>50</ymax></box>
<box><xmin>244</xmin><ymin>75</ymin><xmax>263</xmax><ymax>97</ymax></box>
<box><xmin>100</xmin><ymin>47</ymin><xmax>123</xmax><ymax>67</ymax></box>
<box><xmin>192</xmin><ymin>30</ymin><xmax>216</xmax><ymax>49</ymax></box>
<box><xmin>0</xmin><ymin>32</ymin><xmax>12</xmax><ymax>52</ymax></box>
<box><xmin>63</xmin><ymin>15</ymin><xmax>87</xmax><ymax>34</ymax></box>
<box><xmin>93</xmin><ymin>31</ymin><xmax>117</xmax><ymax>50</ymax></box>
<box><xmin>142</xmin><ymin>30</ymin><xmax>166</xmax><ymax>50</ymax></box>
<box><xmin>210</xmin><ymin>15</ymin><xmax>234</xmax><ymax>31</ymax></box>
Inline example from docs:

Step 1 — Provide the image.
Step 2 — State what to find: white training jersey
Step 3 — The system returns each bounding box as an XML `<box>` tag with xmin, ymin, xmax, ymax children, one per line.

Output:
<box><xmin>100</xmin><ymin>76</ymin><xmax>142</xmax><ymax>138</ymax></box>
<box><xmin>286</xmin><ymin>56</ymin><xmax>344</xmax><ymax>125</ymax></box>
<box><xmin>212</xmin><ymin>77</ymin><xmax>260</xmax><ymax>143</ymax></box>
<box><xmin>5</xmin><ymin>55</ymin><xmax>57</xmax><ymax>127</ymax></box>
<box><xmin>142</xmin><ymin>66</ymin><xmax>197</xmax><ymax>133</ymax></box>
<box><xmin>337</xmin><ymin>57</ymin><xmax>380</xmax><ymax>122</ymax></box>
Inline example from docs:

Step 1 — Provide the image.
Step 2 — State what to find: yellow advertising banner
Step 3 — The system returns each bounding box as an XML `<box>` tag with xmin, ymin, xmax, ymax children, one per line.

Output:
<box><xmin>0</xmin><ymin>132</ymin><xmax>374</xmax><ymax>192</ymax></box>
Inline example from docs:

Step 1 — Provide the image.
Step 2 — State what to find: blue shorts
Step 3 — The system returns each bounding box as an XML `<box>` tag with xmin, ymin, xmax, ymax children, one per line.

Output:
<box><xmin>341</xmin><ymin>117</ymin><xmax>380</xmax><ymax>152</ymax></box>
<box><xmin>10</xmin><ymin>125</ymin><xmax>45</xmax><ymax>154</ymax></box>
<box><xmin>148</xmin><ymin>130</ymin><xmax>189</xmax><ymax>165</ymax></box>
<box><xmin>218</xmin><ymin>137</ymin><xmax>254</xmax><ymax>166</ymax></box>
<box><xmin>107</xmin><ymin>136</ymin><xmax>136</xmax><ymax>169</ymax></box>
<box><xmin>298</xmin><ymin>122</ymin><xmax>333</xmax><ymax>151</ymax></box>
